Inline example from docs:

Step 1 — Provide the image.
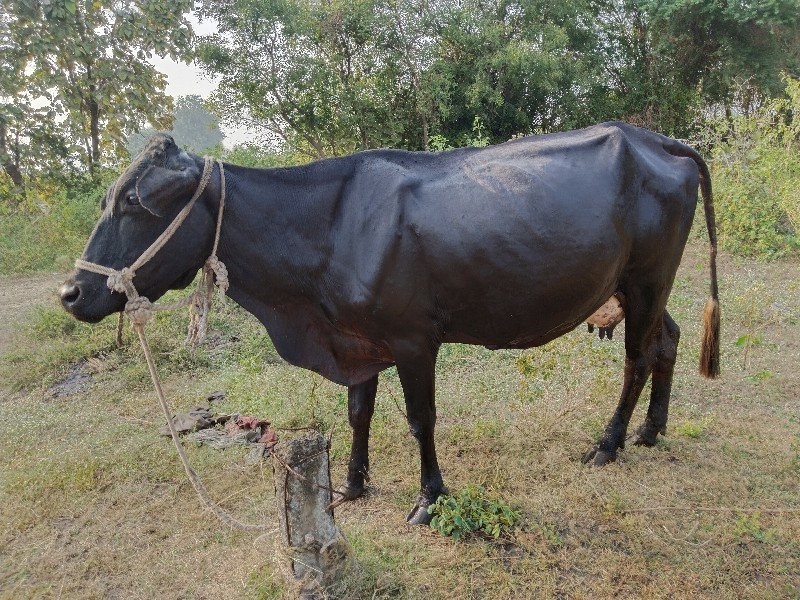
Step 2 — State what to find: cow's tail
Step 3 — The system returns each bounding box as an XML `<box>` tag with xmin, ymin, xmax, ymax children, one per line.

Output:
<box><xmin>668</xmin><ymin>141</ymin><xmax>720</xmax><ymax>378</ymax></box>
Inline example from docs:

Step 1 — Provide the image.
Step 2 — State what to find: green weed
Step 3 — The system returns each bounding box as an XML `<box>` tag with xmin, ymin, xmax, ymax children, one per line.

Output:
<box><xmin>604</xmin><ymin>489</ymin><xmax>628</xmax><ymax>516</ymax></box>
<box><xmin>745</xmin><ymin>369</ymin><xmax>774</xmax><ymax>384</ymax></box>
<box><xmin>674</xmin><ymin>419</ymin><xmax>708</xmax><ymax>439</ymax></box>
<box><xmin>733</xmin><ymin>513</ymin><xmax>777</xmax><ymax>544</ymax></box>
<box><xmin>428</xmin><ymin>484</ymin><xmax>520</xmax><ymax>541</ymax></box>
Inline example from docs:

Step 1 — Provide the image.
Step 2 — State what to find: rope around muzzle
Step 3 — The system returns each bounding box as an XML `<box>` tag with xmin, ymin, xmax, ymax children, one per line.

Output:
<box><xmin>75</xmin><ymin>157</ymin><xmax>270</xmax><ymax>533</ymax></box>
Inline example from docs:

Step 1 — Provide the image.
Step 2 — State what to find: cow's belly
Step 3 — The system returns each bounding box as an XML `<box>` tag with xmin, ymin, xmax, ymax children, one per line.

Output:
<box><xmin>430</xmin><ymin>238</ymin><xmax>627</xmax><ymax>349</ymax></box>
<box><xmin>441</xmin><ymin>287</ymin><xmax>622</xmax><ymax>349</ymax></box>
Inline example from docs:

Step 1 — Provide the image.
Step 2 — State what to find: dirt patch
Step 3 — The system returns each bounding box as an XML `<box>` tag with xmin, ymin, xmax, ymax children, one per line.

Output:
<box><xmin>0</xmin><ymin>272</ymin><xmax>66</xmax><ymax>356</ymax></box>
<box><xmin>47</xmin><ymin>362</ymin><xmax>92</xmax><ymax>398</ymax></box>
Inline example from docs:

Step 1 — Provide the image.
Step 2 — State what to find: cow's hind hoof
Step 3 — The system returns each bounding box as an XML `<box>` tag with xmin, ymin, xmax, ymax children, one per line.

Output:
<box><xmin>582</xmin><ymin>446</ymin><xmax>617</xmax><ymax>466</ymax></box>
<box><xmin>630</xmin><ymin>427</ymin><xmax>659</xmax><ymax>448</ymax></box>
<box><xmin>326</xmin><ymin>482</ymin><xmax>365</xmax><ymax>510</ymax></box>
<box><xmin>405</xmin><ymin>502</ymin><xmax>434</xmax><ymax>526</ymax></box>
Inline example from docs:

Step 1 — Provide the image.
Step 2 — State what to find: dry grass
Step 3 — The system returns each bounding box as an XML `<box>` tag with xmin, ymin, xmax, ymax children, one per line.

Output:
<box><xmin>1</xmin><ymin>239</ymin><xmax>799</xmax><ymax>599</ymax></box>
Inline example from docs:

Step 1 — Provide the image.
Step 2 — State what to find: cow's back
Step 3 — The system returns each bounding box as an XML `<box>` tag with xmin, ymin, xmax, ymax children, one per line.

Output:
<box><xmin>331</xmin><ymin>123</ymin><xmax>700</xmax><ymax>349</ymax></box>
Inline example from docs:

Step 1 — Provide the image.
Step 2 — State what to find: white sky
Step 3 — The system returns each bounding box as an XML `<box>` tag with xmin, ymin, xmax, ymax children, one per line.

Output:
<box><xmin>149</xmin><ymin>14</ymin><xmax>257</xmax><ymax>147</ymax></box>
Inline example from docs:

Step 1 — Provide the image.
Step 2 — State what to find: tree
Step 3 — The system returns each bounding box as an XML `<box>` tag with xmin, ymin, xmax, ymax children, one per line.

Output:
<box><xmin>427</xmin><ymin>0</ymin><xmax>615</xmax><ymax>143</ymax></box>
<box><xmin>196</xmin><ymin>0</ymin><xmax>608</xmax><ymax>155</ymax></box>
<box><xmin>1</xmin><ymin>4</ymin><xmax>68</xmax><ymax>193</ymax></box>
<box><xmin>196</xmin><ymin>0</ymin><xmax>800</xmax><ymax>156</ymax></box>
<box><xmin>1</xmin><ymin>0</ymin><xmax>193</xmax><ymax>183</ymax></box>
<box><xmin>126</xmin><ymin>94</ymin><xmax>225</xmax><ymax>156</ymax></box>
<box><xmin>595</xmin><ymin>0</ymin><xmax>800</xmax><ymax>137</ymax></box>
<box><xmin>197</xmin><ymin>0</ymin><xmax>424</xmax><ymax>158</ymax></box>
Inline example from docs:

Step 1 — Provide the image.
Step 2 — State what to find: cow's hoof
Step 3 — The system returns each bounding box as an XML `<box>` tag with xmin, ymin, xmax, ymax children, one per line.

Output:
<box><xmin>630</xmin><ymin>427</ymin><xmax>659</xmax><ymax>447</ymax></box>
<box><xmin>405</xmin><ymin>489</ymin><xmax>447</xmax><ymax>526</ymax></box>
<box><xmin>405</xmin><ymin>500</ymin><xmax>434</xmax><ymax>526</ymax></box>
<box><xmin>326</xmin><ymin>482</ymin><xmax>365</xmax><ymax>510</ymax></box>
<box><xmin>582</xmin><ymin>446</ymin><xmax>617</xmax><ymax>466</ymax></box>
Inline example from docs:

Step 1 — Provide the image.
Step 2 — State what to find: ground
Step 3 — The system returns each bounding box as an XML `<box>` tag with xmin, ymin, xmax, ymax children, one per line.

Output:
<box><xmin>0</xmin><ymin>240</ymin><xmax>799</xmax><ymax>599</ymax></box>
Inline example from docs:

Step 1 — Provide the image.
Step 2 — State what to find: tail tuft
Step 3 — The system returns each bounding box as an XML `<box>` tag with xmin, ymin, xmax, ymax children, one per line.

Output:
<box><xmin>699</xmin><ymin>297</ymin><xmax>720</xmax><ymax>378</ymax></box>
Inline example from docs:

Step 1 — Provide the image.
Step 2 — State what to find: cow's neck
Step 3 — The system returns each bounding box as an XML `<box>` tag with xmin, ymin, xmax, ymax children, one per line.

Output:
<box><xmin>214</xmin><ymin>160</ymin><xmax>350</xmax><ymax>317</ymax></box>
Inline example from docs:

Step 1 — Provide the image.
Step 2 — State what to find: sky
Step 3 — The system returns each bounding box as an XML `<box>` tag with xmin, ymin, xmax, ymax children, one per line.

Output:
<box><xmin>149</xmin><ymin>15</ymin><xmax>256</xmax><ymax>147</ymax></box>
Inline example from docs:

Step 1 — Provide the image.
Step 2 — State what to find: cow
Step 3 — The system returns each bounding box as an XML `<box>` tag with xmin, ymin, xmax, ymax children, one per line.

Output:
<box><xmin>60</xmin><ymin>122</ymin><xmax>720</xmax><ymax>525</ymax></box>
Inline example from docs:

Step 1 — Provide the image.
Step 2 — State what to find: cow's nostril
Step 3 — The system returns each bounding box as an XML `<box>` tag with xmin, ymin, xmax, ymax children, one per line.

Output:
<box><xmin>60</xmin><ymin>283</ymin><xmax>80</xmax><ymax>307</ymax></box>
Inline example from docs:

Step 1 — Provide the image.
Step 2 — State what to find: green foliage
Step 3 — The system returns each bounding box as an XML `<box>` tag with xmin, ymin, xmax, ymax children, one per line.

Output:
<box><xmin>710</xmin><ymin>76</ymin><xmax>800</xmax><ymax>258</ymax></box>
<box><xmin>1</xmin><ymin>0</ymin><xmax>193</xmax><ymax>184</ymax></box>
<box><xmin>218</xmin><ymin>144</ymin><xmax>306</xmax><ymax>169</ymax></box>
<box><xmin>427</xmin><ymin>116</ymin><xmax>490</xmax><ymax>151</ymax></box>
<box><xmin>197</xmin><ymin>0</ymin><xmax>799</xmax><ymax>155</ymax></box>
<box><xmin>745</xmin><ymin>370</ymin><xmax>773</xmax><ymax>385</ymax></box>
<box><xmin>428</xmin><ymin>484</ymin><xmax>520</xmax><ymax>541</ymax></box>
<box><xmin>733</xmin><ymin>513</ymin><xmax>778</xmax><ymax>544</ymax></box>
<box><xmin>0</xmin><ymin>173</ymin><xmax>106</xmax><ymax>275</ymax></box>
<box><xmin>674</xmin><ymin>419</ymin><xmax>708</xmax><ymax>440</ymax></box>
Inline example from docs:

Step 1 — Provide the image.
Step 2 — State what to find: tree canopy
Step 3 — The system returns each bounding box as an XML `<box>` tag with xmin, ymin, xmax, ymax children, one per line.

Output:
<box><xmin>2</xmin><ymin>0</ymin><xmax>799</xmax><ymax>192</ymax></box>
<box><xmin>0</xmin><ymin>0</ymin><xmax>193</xmax><ymax>187</ymax></box>
<box><xmin>197</xmin><ymin>0</ymin><xmax>800</xmax><ymax>156</ymax></box>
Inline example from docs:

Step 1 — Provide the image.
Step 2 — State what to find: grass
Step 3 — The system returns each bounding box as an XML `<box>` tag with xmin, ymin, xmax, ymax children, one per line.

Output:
<box><xmin>1</xmin><ymin>239</ymin><xmax>799</xmax><ymax>598</ymax></box>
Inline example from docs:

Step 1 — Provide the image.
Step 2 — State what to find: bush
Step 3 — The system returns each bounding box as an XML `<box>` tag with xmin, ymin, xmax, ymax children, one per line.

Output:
<box><xmin>709</xmin><ymin>77</ymin><xmax>800</xmax><ymax>258</ymax></box>
<box><xmin>0</xmin><ymin>174</ymin><xmax>108</xmax><ymax>275</ymax></box>
<box><xmin>428</xmin><ymin>484</ymin><xmax>520</xmax><ymax>541</ymax></box>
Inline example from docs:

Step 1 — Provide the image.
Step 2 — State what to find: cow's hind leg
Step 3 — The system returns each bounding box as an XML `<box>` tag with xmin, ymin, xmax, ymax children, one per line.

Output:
<box><xmin>393</xmin><ymin>340</ymin><xmax>446</xmax><ymax>525</ymax></box>
<box><xmin>630</xmin><ymin>311</ymin><xmax>680</xmax><ymax>447</ymax></box>
<box><xmin>583</xmin><ymin>291</ymin><xmax>665</xmax><ymax>466</ymax></box>
<box><xmin>333</xmin><ymin>375</ymin><xmax>379</xmax><ymax>506</ymax></box>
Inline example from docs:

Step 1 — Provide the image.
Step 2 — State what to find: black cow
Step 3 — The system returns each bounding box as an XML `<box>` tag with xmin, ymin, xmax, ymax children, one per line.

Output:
<box><xmin>61</xmin><ymin>122</ymin><xmax>720</xmax><ymax>524</ymax></box>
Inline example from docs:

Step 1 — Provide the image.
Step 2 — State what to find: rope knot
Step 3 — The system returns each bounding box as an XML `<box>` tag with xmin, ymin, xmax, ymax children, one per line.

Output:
<box><xmin>107</xmin><ymin>267</ymin><xmax>135</xmax><ymax>296</ymax></box>
<box><xmin>205</xmin><ymin>256</ymin><xmax>229</xmax><ymax>298</ymax></box>
<box><xmin>125</xmin><ymin>296</ymin><xmax>155</xmax><ymax>327</ymax></box>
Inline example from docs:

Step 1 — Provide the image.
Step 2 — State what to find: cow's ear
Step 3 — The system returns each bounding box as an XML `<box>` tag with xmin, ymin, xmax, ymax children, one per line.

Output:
<box><xmin>135</xmin><ymin>161</ymin><xmax>201</xmax><ymax>217</ymax></box>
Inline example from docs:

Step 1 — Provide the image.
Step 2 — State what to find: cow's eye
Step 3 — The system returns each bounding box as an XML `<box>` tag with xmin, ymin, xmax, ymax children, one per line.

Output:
<box><xmin>126</xmin><ymin>192</ymin><xmax>140</xmax><ymax>206</ymax></box>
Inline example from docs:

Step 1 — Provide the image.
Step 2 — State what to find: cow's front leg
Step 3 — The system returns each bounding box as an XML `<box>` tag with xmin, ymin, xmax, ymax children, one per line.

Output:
<box><xmin>394</xmin><ymin>341</ymin><xmax>446</xmax><ymax>525</ymax></box>
<box><xmin>332</xmin><ymin>375</ymin><xmax>379</xmax><ymax>508</ymax></box>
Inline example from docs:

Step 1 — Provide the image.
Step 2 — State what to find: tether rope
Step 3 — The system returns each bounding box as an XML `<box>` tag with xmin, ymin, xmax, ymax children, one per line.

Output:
<box><xmin>75</xmin><ymin>157</ymin><xmax>269</xmax><ymax>532</ymax></box>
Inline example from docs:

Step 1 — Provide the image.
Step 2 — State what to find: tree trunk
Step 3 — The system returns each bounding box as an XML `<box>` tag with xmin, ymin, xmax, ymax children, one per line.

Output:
<box><xmin>0</xmin><ymin>124</ymin><xmax>25</xmax><ymax>197</ymax></box>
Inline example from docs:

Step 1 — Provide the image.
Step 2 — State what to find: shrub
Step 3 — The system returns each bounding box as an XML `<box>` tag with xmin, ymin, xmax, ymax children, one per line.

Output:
<box><xmin>0</xmin><ymin>173</ymin><xmax>108</xmax><ymax>275</ymax></box>
<box><xmin>428</xmin><ymin>484</ymin><xmax>520</xmax><ymax>541</ymax></box>
<box><xmin>709</xmin><ymin>76</ymin><xmax>800</xmax><ymax>258</ymax></box>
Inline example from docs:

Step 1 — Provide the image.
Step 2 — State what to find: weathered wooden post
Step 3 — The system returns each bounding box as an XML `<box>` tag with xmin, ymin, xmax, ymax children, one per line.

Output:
<box><xmin>272</xmin><ymin>431</ymin><xmax>358</xmax><ymax>598</ymax></box>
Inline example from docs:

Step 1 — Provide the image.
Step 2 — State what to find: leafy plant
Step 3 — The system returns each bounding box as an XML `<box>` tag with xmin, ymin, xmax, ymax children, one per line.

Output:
<box><xmin>428</xmin><ymin>484</ymin><xmax>520</xmax><ymax>541</ymax></box>
<box><xmin>745</xmin><ymin>370</ymin><xmax>773</xmax><ymax>384</ymax></box>
<box><xmin>733</xmin><ymin>513</ymin><xmax>777</xmax><ymax>544</ymax></box>
<box><xmin>710</xmin><ymin>76</ymin><xmax>800</xmax><ymax>259</ymax></box>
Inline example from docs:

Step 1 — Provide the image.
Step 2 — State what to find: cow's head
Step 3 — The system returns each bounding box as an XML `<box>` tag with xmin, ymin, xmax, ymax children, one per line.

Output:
<box><xmin>60</xmin><ymin>134</ymin><xmax>219</xmax><ymax>322</ymax></box>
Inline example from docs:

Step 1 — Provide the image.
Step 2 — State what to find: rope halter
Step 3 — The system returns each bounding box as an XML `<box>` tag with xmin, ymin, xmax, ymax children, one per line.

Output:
<box><xmin>71</xmin><ymin>156</ymin><xmax>272</xmax><ymax>533</ymax></box>
<box><xmin>75</xmin><ymin>155</ymin><xmax>228</xmax><ymax>350</ymax></box>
